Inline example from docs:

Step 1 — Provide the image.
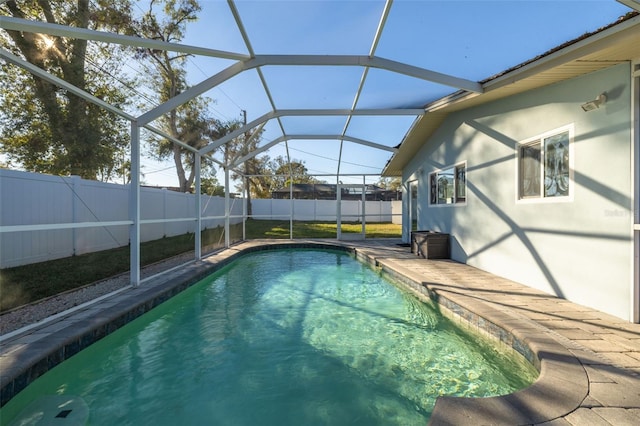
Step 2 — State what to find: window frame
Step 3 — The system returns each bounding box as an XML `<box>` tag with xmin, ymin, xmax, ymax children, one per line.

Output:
<box><xmin>516</xmin><ymin>124</ymin><xmax>574</xmax><ymax>204</ymax></box>
<box><xmin>429</xmin><ymin>161</ymin><xmax>467</xmax><ymax>207</ymax></box>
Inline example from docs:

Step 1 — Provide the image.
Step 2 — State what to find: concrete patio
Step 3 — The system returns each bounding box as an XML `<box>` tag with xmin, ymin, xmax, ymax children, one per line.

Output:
<box><xmin>1</xmin><ymin>239</ymin><xmax>639</xmax><ymax>425</ymax></box>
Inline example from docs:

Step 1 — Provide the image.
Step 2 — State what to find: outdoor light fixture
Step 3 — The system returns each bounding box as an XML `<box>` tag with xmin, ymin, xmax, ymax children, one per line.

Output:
<box><xmin>581</xmin><ymin>93</ymin><xmax>607</xmax><ymax>112</ymax></box>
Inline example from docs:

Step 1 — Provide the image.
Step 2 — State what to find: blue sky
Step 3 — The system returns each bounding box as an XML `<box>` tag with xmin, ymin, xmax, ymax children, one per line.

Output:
<box><xmin>138</xmin><ymin>0</ymin><xmax>634</xmax><ymax>188</ymax></box>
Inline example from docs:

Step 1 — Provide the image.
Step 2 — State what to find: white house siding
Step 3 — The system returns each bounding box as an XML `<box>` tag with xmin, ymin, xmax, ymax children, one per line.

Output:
<box><xmin>403</xmin><ymin>63</ymin><xmax>634</xmax><ymax>320</ymax></box>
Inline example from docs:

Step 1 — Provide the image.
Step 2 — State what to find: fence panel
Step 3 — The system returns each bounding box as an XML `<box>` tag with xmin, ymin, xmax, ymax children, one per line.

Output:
<box><xmin>140</xmin><ymin>187</ymin><xmax>165</xmax><ymax>242</ymax></box>
<box><xmin>1</xmin><ymin>170</ymin><xmax>398</xmax><ymax>267</ymax></box>
<box><xmin>201</xmin><ymin>195</ymin><xmax>225</xmax><ymax>230</ymax></box>
<box><xmin>315</xmin><ymin>200</ymin><xmax>338</xmax><ymax>221</ymax></box>
<box><xmin>164</xmin><ymin>190</ymin><xmax>196</xmax><ymax>237</ymax></box>
<box><xmin>249</xmin><ymin>199</ymin><xmax>395</xmax><ymax>223</ymax></box>
<box><xmin>1</xmin><ymin>170</ymin><xmax>75</xmax><ymax>266</ymax></box>
<box><xmin>391</xmin><ymin>200</ymin><xmax>402</xmax><ymax>224</ymax></box>
<box><xmin>74</xmin><ymin>178</ymin><xmax>129</xmax><ymax>255</ymax></box>
<box><xmin>292</xmin><ymin>199</ymin><xmax>315</xmax><ymax>221</ymax></box>
<box><xmin>1</xmin><ymin>170</ymin><xmax>244</xmax><ymax>267</ymax></box>
<box><xmin>250</xmin><ymin>199</ymin><xmax>273</xmax><ymax>219</ymax></box>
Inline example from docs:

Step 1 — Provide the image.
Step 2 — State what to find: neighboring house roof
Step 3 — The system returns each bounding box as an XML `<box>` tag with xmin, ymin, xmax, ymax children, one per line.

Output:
<box><xmin>382</xmin><ymin>11</ymin><xmax>640</xmax><ymax>177</ymax></box>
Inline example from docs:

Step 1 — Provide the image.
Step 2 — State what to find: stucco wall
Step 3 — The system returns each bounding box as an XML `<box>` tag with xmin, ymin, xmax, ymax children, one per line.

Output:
<box><xmin>403</xmin><ymin>63</ymin><xmax>634</xmax><ymax>320</ymax></box>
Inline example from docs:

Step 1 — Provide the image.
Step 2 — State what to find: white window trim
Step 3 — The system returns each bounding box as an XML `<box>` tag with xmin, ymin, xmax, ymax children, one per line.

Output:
<box><xmin>515</xmin><ymin>124</ymin><xmax>575</xmax><ymax>204</ymax></box>
<box><xmin>429</xmin><ymin>161</ymin><xmax>467</xmax><ymax>207</ymax></box>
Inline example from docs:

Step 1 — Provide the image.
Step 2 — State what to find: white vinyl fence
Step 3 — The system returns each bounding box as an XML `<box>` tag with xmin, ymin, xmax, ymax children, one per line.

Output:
<box><xmin>0</xmin><ymin>169</ymin><xmax>242</xmax><ymax>268</ymax></box>
<box><xmin>251</xmin><ymin>198</ymin><xmax>401</xmax><ymax>223</ymax></box>
<box><xmin>1</xmin><ymin>170</ymin><xmax>401</xmax><ymax>268</ymax></box>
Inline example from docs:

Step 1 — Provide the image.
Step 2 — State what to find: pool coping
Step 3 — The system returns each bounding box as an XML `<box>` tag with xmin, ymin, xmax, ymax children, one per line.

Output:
<box><xmin>0</xmin><ymin>239</ymin><xmax>625</xmax><ymax>424</ymax></box>
<box><xmin>359</xmin><ymin>251</ymin><xmax>590</xmax><ymax>425</ymax></box>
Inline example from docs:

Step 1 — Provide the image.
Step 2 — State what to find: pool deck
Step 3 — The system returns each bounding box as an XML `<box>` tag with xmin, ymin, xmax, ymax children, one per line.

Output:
<box><xmin>1</xmin><ymin>238</ymin><xmax>639</xmax><ymax>425</ymax></box>
<box><xmin>346</xmin><ymin>239</ymin><xmax>640</xmax><ymax>425</ymax></box>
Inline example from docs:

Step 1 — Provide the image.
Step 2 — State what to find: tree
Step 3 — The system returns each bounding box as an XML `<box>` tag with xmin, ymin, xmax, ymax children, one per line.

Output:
<box><xmin>377</xmin><ymin>176</ymin><xmax>402</xmax><ymax>191</ymax></box>
<box><xmin>0</xmin><ymin>0</ymin><xmax>134</xmax><ymax>180</ymax></box>
<box><xmin>230</xmin><ymin>153</ymin><xmax>322</xmax><ymax>202</ymax></box>
<box><xmin>200</xmin><ymin>176</ymin><xmax>225</xmax><ymax>196</ymax></box>
<box><xmin>197</xmin><ymin>161</ymin><xmax>225</xmax><ymax>196</ymax></box>
<box><xmin>220</xmin><ymin>123</ymin><xmax>267</xmax><ymax>215</ymax></box>
<box><xmin>134</xmin><ymin>0</ymin><xmax>230</xmax><ymax>193</ymax></box>
<box><xmin>267</xmin><ymin>156</ymin><xmax>321</xmax><ymax>191</ymax></box>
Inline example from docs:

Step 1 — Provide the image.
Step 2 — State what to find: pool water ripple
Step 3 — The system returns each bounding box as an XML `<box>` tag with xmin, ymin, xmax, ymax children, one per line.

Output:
<box><xmin>2</xmin><ymin>249</ymin><xmax>537</xmax><ymax>425</ymax></box>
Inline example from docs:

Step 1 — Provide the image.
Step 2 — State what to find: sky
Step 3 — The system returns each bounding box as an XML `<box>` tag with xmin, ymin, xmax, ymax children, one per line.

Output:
<box><xmin>4</xmin><ymin>1</ymin><xmax>635</xmax><ymax>189</ymax></box>
<box><xmin>132</xmin><ymin>0</ymin><xmax>634</xmax><ymax>190</ymax></box>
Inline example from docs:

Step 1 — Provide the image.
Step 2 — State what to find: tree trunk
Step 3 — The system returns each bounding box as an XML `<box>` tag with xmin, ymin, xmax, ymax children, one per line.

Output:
<box><xmin>245</xmin><ymin>176</ymin><xmax>253</xmax><ymax>217</ymax></box>
<box><xmin>5</xmin><ymin>0</ymin><xmax>99</xmax><ymax>179</ymax></box>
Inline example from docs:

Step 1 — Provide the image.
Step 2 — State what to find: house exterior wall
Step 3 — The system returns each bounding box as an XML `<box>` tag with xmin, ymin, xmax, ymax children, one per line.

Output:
<box><xmin>403</xmin><ymin>63</ymin><xmax>634</xmax><ymax>320</ymax></box>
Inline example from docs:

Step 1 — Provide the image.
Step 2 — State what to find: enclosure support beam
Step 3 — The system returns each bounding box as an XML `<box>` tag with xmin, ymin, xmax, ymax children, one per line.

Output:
<box><xmin>224</xmin><ymin>167</ymin><xmax>230</xmax><ymax>248</ymax></box>
<box><xmin>138</xmin><ymin>52</ymin><xmax>475</xmax><ymax>126</ymax></box>
<box><xmin>336</xmin><ymin>182</ymin><xmax>342</xmax><ymax>240</ymax></box>
<box><xmin>195</xmin><ymin>154</ymin><xmax>202</xmax><ymax>260</ymax></box>
<box><xmin>289</xmin><ymin>178</ymin><xmax>294</xmax><ymax>240</ymax></box>
<box><xmin>199</xmin><ymin>109</ymin><xmax>421</xmax><ymax>156</ymax></box>
<box><xmin>230</xmin><ymin>134</ymin><xmax>397</xmax><ymax>169</ymax></box>
<box><xmin>129</xmin><ymin>121</ymin><xmax>141</xmax><ymax>286</ymax></box>
<box><xmin>361</xmin><ymin>175</ymin><xmax>366</xmax><ymax>236</ymax></box>
<box><xmin>242</xmin><ymin>181</ymin><xmax>247</xmax><ymax>241</ymax></box>
<box><xmin>0</xmin><ymin>16</ymin><xmax>248</xmax><ymax>61</ymax></box>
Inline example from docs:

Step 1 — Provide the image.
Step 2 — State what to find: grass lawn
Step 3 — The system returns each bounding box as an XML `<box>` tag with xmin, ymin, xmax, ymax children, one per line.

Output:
<box><xmin>0</xmin><ymin>220</ymin><xmax>401</xmax><ymax>313</ymax></box>
<box><xmin>245</xmin><ymin>219</ymin><xmax>401</xmax><ymax>239</ymax></box>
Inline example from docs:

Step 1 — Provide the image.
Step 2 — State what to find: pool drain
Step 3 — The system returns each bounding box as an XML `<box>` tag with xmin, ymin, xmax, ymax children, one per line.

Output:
<box><xmin>8</xmin><ymin>395</ymin><xmax>89</xmax><ymax>425</ymax></box>
<box><xmin>55</xmin><ymin>409</ymin><xmax>73</xmax><ymax>418</ymax></box>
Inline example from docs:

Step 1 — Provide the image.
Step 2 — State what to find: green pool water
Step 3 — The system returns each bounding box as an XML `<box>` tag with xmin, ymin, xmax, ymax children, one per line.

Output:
<box><xmin>2</xmin><ymin>249</ymin><xmax>537</xmax><ymax>425</ymax></box>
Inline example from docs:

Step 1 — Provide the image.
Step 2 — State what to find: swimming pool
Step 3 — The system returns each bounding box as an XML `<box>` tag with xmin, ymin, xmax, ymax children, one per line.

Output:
<box><xmin>2</xmin><ymin>248</ymin><xmax>537</xmax><ymax>425</ymax></box>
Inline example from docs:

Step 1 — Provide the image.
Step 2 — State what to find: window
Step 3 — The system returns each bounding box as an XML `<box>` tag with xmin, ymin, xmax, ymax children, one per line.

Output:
<box><xmin>409</xmin><ymin>180</ymin><xmax>418</xmax><ymax>231</ymax></box>
<box><xmin>517</xmin><ymin>126</ymin><xmax>572</xmax><ymax>201</ymax></box>
<box><xmin>430</xmin><ymin>163</ymin><xmax>466</xmax><ymax>205</ymax></box>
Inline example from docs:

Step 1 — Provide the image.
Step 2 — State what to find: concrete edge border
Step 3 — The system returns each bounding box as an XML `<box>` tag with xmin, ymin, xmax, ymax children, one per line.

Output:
<box><xmin>369</xmin><ymin>256</ymin><xmax>589</xmax><ymax>425</ymax></box>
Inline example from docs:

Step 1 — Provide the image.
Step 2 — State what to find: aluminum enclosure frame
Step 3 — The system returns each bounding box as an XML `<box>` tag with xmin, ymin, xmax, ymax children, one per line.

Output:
<box><xmin>1</xmin><ymin>0</ymin><xmax>479</xmax><ymax>287</ymax></box>
<box><xmin>3</xmin><ymin>0</ymin><xmax>634</xmax><ymax>296</ymax></box>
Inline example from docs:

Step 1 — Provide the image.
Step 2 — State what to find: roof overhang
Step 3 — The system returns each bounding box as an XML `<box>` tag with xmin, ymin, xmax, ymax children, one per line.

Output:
<box><xmin>382</xmin><ymin>11</ymin><xmax>640</xmax><ymax>177</ymax></box>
